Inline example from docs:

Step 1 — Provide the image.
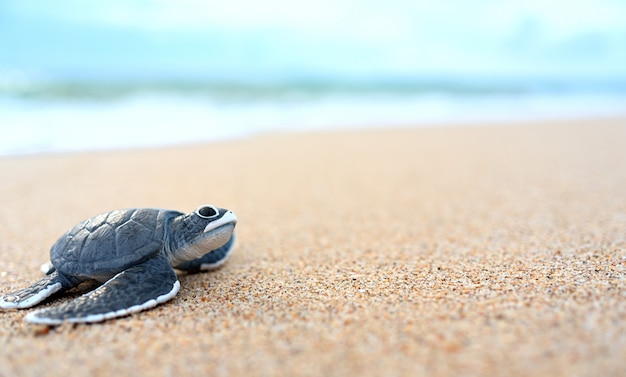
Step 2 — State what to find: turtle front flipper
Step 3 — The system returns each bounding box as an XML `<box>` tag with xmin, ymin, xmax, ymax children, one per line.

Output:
<box><xmin>24</xmin><ymin>253</ymin><xmax>179</xmax><ymax>325</ymax></box>
<box><xmin>0</xmin><ymin>271</ymin><xmax>76</xmax><ymax>309</ymax></box>
<box><xmin>174</xmin><ymin>234</ymin><xmax>236</xmax><ymax>273</ymax></box>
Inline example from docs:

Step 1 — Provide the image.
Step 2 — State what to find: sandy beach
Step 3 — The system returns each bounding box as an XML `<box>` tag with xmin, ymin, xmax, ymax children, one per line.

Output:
<box><xmin>0</xmin><ymin>118</ymin><xmax>624</xmax><ymax>377</ymax></box>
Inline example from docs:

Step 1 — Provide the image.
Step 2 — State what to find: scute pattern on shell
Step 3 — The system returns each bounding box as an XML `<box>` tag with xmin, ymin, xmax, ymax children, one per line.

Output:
<box><xmin>51</xmin><ymin>208</ymin><xmax>168</xmax><ymax>276</ymax></box>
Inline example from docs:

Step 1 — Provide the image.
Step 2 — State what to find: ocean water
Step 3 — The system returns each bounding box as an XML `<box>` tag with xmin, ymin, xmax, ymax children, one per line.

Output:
<box><xmin>2</xmin><ymin>1</ymin><xmax>626</xmax><ymax>156</ymax></box>
<box><xmin>1</xmin><ymin>81</ymin><xmax>626</xmax><ymax>156</ymax></box>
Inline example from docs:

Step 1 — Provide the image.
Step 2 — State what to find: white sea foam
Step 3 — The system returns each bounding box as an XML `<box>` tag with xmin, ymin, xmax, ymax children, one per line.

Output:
<box><xmin>1</xmin><ymin>92</ymin><xmax>625</xmax><ymax>156</ymax></box>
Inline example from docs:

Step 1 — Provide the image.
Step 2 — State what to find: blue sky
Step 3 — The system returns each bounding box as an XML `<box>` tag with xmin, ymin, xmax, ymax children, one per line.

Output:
<box><xmin>1</xmin><ymin>0</ymin><xmax>625</xmax><ymax>81</ymax></box>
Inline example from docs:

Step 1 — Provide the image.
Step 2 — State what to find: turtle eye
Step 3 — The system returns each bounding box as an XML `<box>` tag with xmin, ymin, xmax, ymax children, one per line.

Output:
<box><xmin>196</xmin><ymin>205</ymin><xmax>219</xmax><ymax>219</ymax></box>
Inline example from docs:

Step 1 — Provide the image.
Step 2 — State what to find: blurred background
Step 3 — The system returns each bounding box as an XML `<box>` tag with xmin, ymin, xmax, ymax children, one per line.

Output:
<box><xmin>1</xmin><ymin>0</ymin><xmax>625</xmax><ymax>155</ymax></box>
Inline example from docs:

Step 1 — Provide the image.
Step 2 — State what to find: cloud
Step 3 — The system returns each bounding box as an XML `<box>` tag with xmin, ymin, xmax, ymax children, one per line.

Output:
<box><xmin>1</xmin><ymin>0</ymin><xmax>625</xmax><ymax>78</ymax></box>
<box><xmin>9</xmin><ymin>0</ymin><xmax>625</xmax><ymax>35</ymax></box>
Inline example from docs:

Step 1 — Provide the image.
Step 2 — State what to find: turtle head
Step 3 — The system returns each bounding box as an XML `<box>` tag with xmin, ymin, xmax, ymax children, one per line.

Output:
<box><xmin>167</xmin><ymin>205</ymin><xmax>237</xmax><ymax>265</ymax></box>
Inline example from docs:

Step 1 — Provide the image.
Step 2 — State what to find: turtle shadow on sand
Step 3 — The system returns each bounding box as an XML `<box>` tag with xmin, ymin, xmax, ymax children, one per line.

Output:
<box><xmin>0</xmin><ymin>205</ymin><xmax>237</xmax><ymax>325</ymax></box>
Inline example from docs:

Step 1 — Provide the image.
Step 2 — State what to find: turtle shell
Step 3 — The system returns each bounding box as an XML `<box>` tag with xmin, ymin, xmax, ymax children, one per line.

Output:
<box><xmin>51</xmin><ymin>208</ymin><xmax>176</xmax><ymax>277</ymax></box>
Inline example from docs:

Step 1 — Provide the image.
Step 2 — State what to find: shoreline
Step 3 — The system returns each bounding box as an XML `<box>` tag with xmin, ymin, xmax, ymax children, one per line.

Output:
<box><xmin>2</xmin><ymin>113</ymin><xmax>625</xmax><ymax>161</ymax></box>
<box><xmin>2</xmin><ymin>92</ymin><xmax>626</xmax><ymax>157</ymax></box>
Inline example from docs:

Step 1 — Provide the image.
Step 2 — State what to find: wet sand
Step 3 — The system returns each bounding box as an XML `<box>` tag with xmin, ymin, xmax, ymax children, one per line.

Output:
<box><xmin>0</xmin><ymin>118</ymin><xmax>625</xmax><ymax>376</ymax></box>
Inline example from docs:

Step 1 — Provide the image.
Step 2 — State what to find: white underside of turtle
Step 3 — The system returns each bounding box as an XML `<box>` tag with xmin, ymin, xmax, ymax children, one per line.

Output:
<box><xmin>0</xmin><ymin>205</ymin><xmax>237</xmax><ymax>324</ymax></box>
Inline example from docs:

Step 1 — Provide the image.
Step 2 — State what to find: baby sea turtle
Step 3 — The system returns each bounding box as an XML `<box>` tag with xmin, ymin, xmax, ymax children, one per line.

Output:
<box><xmin>0</xmin><ymin>205</ymin><xmax>237</xmax><ymax>324</ymax></box>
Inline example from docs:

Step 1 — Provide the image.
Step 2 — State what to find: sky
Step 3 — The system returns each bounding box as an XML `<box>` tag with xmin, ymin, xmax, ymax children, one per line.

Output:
<box><xmin>0</xmin><ymin>0</ymin><xmax>625</xmax><ymax>82</ymax></box>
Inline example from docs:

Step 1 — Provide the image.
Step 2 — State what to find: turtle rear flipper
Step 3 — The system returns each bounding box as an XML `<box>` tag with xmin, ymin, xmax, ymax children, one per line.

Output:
<box><xmin>174</xmin><ymin>233</ymin><xmax>235</xmax><ymax>273</ymax></box>
<box><xmin>0</xmin><ymin>271</ymin><xmax>75</xmax><ymax>309</ymax></box>
<box><xmin>25</xmin><ymin>254</ymin><xmax>179</xmax><ymax>325</ymax></box>
<box><xmin>40</xmin><ymin>261</ymin><xmax>55</xmax><ymax>275</ymax></box>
